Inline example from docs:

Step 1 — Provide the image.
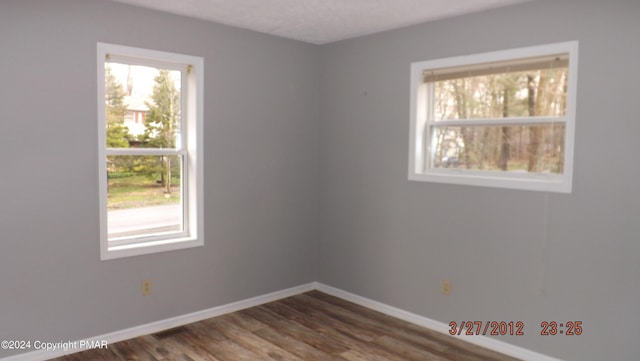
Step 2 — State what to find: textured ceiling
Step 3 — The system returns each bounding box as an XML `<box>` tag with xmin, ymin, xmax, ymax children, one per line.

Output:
<box><xmin>111</xmin><ymin>0</ymin><xmax>532</xmax><ymax>44</ymax></box>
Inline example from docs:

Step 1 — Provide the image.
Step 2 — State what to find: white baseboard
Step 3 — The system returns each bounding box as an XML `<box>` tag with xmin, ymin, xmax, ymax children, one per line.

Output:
<box><xmin>315</xmin><ymin>282</ymin><xmax>564</xmax><ymax>361</ymax></box>
<box><xmin>2</xmin><ymin>281</ymin><xmax>562</xmax><ymax>361</ymax></box>
<box><xmin>0</xmin><ymin>283</ymin><xmax>316</xmax><ymax>361</ymax></box>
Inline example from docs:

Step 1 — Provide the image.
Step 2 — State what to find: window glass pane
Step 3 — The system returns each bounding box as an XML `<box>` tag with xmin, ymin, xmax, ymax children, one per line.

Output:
<box><xmin>432</xmin><ymin>67</ymin><xmax>568</xmax><ymax>121</ymax></box>
<box><xmin>430</xmin><ymin>124</ymin><xmax>565</xmax><ymax>174</ymax></box>
<box><xmin>104</xmin><ymin>63</ymin><xmax>182</xmax><ymax>149</ymax></box>
<box><xmin>107</xmin><ymin>155</ymin><xmax>183</xmax><ymax>239</ymax></box>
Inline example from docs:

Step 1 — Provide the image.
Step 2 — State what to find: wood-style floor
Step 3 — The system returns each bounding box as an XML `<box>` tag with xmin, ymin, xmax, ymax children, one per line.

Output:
<box><xmin>52</xmin><ymin>291</ymin><xmax>522</xmax><ymax>361</ymax></box>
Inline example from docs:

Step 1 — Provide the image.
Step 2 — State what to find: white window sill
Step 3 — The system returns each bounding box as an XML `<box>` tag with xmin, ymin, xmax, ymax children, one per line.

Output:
<box><xmin>101</xmin><ymin>236</ymin><xmax>203</xmax><ymax>260</ymax></box>
<box><xmin>409</xmin><ymin>170</ymin><xmax>571</xmax><ymax>193</ymax></box>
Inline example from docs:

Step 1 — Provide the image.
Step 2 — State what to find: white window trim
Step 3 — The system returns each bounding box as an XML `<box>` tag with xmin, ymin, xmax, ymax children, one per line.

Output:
<box><xmin>408</xmin><ymin>41</ymin><xmax>579</xmax><ymax>193</ymax></box>
<box><xmin>97</xmin><ymin>43</ymin><xmax>204</xmax><ymax>260</ymax></box>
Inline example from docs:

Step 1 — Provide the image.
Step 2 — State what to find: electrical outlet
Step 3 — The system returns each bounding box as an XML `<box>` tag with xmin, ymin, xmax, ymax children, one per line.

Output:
<box><xmin>142</xmin><ymin>280</ymin><xmax>152</xmax><ymax>296</ymax></box>
<box><xmin>442</xmin><ymin>279</ymin><xmax>451</xmax><ymax>296</ymax></box>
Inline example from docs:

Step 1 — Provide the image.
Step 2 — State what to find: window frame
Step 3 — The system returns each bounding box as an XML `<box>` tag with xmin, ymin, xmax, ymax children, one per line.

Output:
<box><xmin>97</xmin><ymin>43</ymin><xmax>204</xmax><ymax>260</ymax></box>
<box><xmin>409</xmin><ymin>41</ymin><xmax>579</xmax><ymax>193</ymax></box>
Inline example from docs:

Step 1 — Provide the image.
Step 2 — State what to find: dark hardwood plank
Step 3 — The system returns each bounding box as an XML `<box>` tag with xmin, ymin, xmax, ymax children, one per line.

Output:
<box><xmin>110</xmin><ymin>339</ymin><xmax>155</xmax><ymax>361</ymax></box>
<box><xmin>223</xmin><ymin>312</ymin><xmax>268</xmax><ymax>333</ymax></box>
<box><xmin>197</xmin><ymin>338</ymin><xmax>269</xmax><ymax>361</ymax></box>
<box><xmin>204</xmin><ymin>315</ymin><xmax>304</xmax><ymax>361</ymax></box>
<box><xmin>373</xmin><ymin>335</ymin><xmax>450</xmax><ymax>361</ymax></box>
<box><xmin>50</xmin><ymin>291</ymin><xmax>523</xmax><ymax>361</ymax></box>
<box><xmin>266</xmin><ymin>298</ymin><xmax>400</xmax><ymax>360</ymax></box>
<box><xmin>253</xmin><ymin>325</ymin><xmax>349</xmax><ymax>361</ymax></box>
<box><xmin>163</xmin><ymin>334</ymin><xmax>217</xmax><ymax>361</ymax></box>
<box><xmin>306</xmin><ymin>290</ymin><xmax>411</xmax><ymax>330</ymax></box>
<box><xmin>277</xmin><ymin>296</ymin><xmax>379</xmax><ymax>342</ymax></box>
<box><xmin>241</xmin><ymin>306</ymin><xmax>351</xmax><ymax>355</ymax></box>
<box><xmin>267</xmin><ymin>299</ymin><xmax>422</xmax><ymax>361</ymax></box>
<box><xmin>403</xmin><ymin>322</ymin><xmax>523</xmax><ymax>361</ymax></box>
<box><xmin>168</xmin><ymin>332</ymin><xmax>222</xmax><ymax>361</ymax></box>
<box><xmin>132</xmin><ymin>335</ymin><xmax>176</xmax><ymax>360</ymax></box>
<box><xmin>184</xmin><ymin>322</ymin><xmax>227</xmax><ymax>343</ymax></box>
<box><xmin>306</xmin><ymin>290</ymin><xmax>454</xmax><ymax>354</ymax></box>
<box><xmin>291</xmin><ymin>294</ymin><xmax>391</xmax><ymax>337</ymax></box>
<box><xmin>385</xmin><ymin>323</ymin><xmax>451</xmax><ymax>353</ymax></box>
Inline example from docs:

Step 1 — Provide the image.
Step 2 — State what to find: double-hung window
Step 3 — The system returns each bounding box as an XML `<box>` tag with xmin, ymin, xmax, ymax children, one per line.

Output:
<box><xmin>409</xmin><ymin>41</ymin><xmax>578</xmax><ymax>192</ymax></box>
<box><xmin>97</xmin><ymin>43</ymin><xmax>203</xmax><ymax>260</ymax></box>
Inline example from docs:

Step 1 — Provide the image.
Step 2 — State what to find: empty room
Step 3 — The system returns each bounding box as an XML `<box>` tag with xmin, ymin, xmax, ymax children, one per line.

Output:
<box><xmin>1</xmin><ymin>0</ymin><xmax>638</xmax><ymax>361</ymax></box>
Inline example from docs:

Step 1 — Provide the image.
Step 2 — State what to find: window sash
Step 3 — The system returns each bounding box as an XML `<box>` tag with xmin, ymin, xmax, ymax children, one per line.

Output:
<box><xmin>104</xmin><ymin>61</ymin><xmax>188</xmax><ymax>153</ymax></box>
<box><xmin>106</xmin><ymin>54</ymin><xmax>190</xmax><ymax>73</ymax></box>
<box><xmin>425</xmin><ymin>166</ymin><xmax>566</xmax><ymax>180</ymax></box>
<box><xmin>429</xmin><ymin>116</ymin><xmax>566</xmax><ymax>127</ymax></box>
<box><xmin>109</xmin><ymin>230</ymin><xmax>190</xmax><ymax>248</ymax></box>
<box><xmin>423</xmin><ymin>54</ymin><xmax>569</xmax><ymax>82</ymax></box>
<box><xmin>425</xmin><ymin>123</ymin><xmax>566</xmax><ymax>174</ymax></box>
<box><xmin>422</xmin><ymin>58</ymin><xmax>568</xmax><ymax>174</ymax></box>
<box><xmin>103</xmin><ymin>58</ymin><xmax>188</xmax><ymax>241</ymax></box>
<box><xmin>105</xmin><ymin>148</ymin><xmax>187</xmax><ymax>156</ymax></box>
<box><xmin>106</xmin><ymin>153</ymin><xmax>189</xmax><ymax>245</ymax></box>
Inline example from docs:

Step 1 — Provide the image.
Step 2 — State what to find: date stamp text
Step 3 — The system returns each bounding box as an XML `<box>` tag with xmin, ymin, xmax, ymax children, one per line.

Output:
<box><xmin>449</xmin><ymin>321</ymin><xmax>583</xmax><ymax>336</ymax></box>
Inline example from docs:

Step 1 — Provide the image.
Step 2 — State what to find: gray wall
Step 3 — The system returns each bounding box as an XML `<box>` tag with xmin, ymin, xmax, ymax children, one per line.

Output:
<box><xmin>318</xmin><ymin>1</ymin><xmax>640</xmax><ymax>360</ymax></box>
<box><xmin>2</xmin><ymin>0</ymin><xmax>639</xmax><ymax>360</ymax></box>
<box><xmin>0</xmin><ymin>0</ymin><xmax>319</xmax><ymax>357</ymax></box>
